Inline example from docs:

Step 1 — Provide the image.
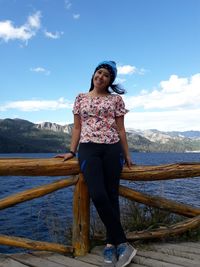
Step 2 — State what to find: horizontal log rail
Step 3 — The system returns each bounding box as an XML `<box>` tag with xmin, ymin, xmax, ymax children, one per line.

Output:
<box><xmin>94</xmin><ymin>215</ymin><xmax>200</xmax><ymax>241</ymax></box>
<box><xmin>0</xmin><ymin>176</ymin><xmax>78</xmax><ymax>210</ymax></box>
<box><xmin>0</xmin><ymin>158</ymin><xmax>200</xmax><ymax>256</ymax></box>
<box><xmin>0</xmin><ymin>234</ymin><xmax>73</xmax><ymax>254</ymax></box>
<box><xmin>0</xmin><ymin>158</ymin><xmax>200</xmax><ymax>181</ymax></box>
<box><xmin>119</xmin><ymin>185</ymin><xmax>200</xmax><ymax>218</ymax></box>
<box><xmin>126</xmin><ymin>215</ymin><xmax>200</xmax><ymax>240</ymax></box>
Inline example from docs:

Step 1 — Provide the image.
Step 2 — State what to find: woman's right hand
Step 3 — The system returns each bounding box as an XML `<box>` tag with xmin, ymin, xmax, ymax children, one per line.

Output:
<box><xmin>54</xmin><ymin>153</ymin><xmax>74</xmax><ymax>161</ymax></box>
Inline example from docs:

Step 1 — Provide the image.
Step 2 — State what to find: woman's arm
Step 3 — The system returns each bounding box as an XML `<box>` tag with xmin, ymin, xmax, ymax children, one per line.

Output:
<box><xmin>55</xmin><ymin>114</ymin><xmax>81</xmax><ymax>161</ymax></box>
<box><xmin>70</xmin><ymin>114</ymin><xmax>81</xmax><ymax>153</ymax></box>
<box><xmin>115</xmin><ymin>116</ymin><xmax>133</xmax><ymax>168</ymax></box>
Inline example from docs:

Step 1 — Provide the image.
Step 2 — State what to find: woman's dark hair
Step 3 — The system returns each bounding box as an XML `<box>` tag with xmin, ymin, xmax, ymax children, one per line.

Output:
<box><xmin>89</xmin><ymin>76</ymin><xmax>126</xmax><ymax>95</ymax></box>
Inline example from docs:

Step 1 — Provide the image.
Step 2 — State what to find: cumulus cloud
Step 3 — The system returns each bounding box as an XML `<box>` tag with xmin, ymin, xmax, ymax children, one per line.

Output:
<box><xmin>0</xmin><ymin>98</ymin><xmax>73</xmax><ymax>112</ymax></box>
<box><xmin>64</xmin><ymin>0</ymin><xmax>72</xmax><ymax>9</ymax></box>
<box><xmin>73</xmin><ymin>14</ymin><xmax>80</xmax><ymax>19</ymax></box>
<box><xmin>30</xmin><ymin>67</ymin><xmax>50</xmax><ymax>75</ymax></box>
<box><xmin>117</xmin><ymin>65</ymin><xmax>146</xmax><ymax>75</ymax></box>
<box><xmin>122</xmin><ymin>72</ymin><xmax>200</xmax><ymax>131</ymax></box>
<box><xmin>124</xmin><ymin>73</ymin><xmax>200</xmax><ymax>110</ymax></box>
<box><xmin>117</xmin><ymin>65</ymin><xmax>136</xmax><ymax>75</ymax></box>
<box><xmin>116</xmin><ymin>77</ymin><xmax>126</xmax><ymax>84</ymax></box>
<box><xmin>44</xmin><ymin>30</ymin><xmax>63</xmax><ymax>39</ymax></box>
<box><xmin>125</xmin><ymin>109</ymin><xmax>200</xmax><ymax>131</ymax></box>
<box><xmin>0</xmin><ymin>11</ymin><xmax>41</xmax><ymax>43</ymax></box>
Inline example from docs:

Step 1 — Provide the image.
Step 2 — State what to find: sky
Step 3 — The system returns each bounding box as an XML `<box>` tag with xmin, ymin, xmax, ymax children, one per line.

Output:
<box><xmin>0</xmin><ymin>0</ymin><xmax>200</xmax><ymax>132</ymax></box>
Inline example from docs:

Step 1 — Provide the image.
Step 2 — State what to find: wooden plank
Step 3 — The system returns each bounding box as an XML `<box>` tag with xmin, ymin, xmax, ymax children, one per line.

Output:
<box><xmin>11</xmin><ymin>253</ymin><xmax>65</xmax><ymax>267</ymax></box>
<box><xmin>133</xmin><ymin>255</ymin><xmax>183</xmax><ymax>267</ymax></box>
<box><xmin>77</xmin><ymin>253</ymin><xmax>103</xmax><ymax>265</ymax></box>
<box><xmin>40</xmin><ymin>253</ymin><xmax>99</xmax><ymax>267</ymax></box>
<box><xmin>1</xmin><ymin>241</ymin><xmax>200</xmax><ymax>267</ymax></box>
<box><xmin>129</xmin><ymin>264</ymin><xmax>149</xmax><ymax>267</ymax></box>
<box><xmin>78</xmin><ymin>251</ymin><xmax>149</xmax><ymax>267</ymax></box>
<box><xmin>0</xmin><ymin>254</ymin><xmax>28</xmax><ymax>267</ymax></box>
<box><xmin>137</xmin><ymin>250</ymin><xmax>199</xmax><ymax>267</ymax></box>
<box><xmin>152</xmin><ymin>243</ymin><xmax>200</xmax><ymax>255</ymax></box>
<box><xmin>149</xmin><ymin>245</ymin><xmax>200</xmax><ymax>261</ymax></box>
<box><xmin>178</xmin><ymin>242</ymin><xmax>200</xmax><ymax>249</ymax></box>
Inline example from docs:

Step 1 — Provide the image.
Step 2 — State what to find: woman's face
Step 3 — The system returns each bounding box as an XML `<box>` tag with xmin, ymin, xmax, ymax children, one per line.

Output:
<box><xmin>93</xmin><ymin>68</ymin><xmax>111</xmax><ymax>90</ymax></box>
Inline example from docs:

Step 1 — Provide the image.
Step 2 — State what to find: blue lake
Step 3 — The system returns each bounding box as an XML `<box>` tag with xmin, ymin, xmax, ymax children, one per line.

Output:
<box><xmin>0</xmin><ymin>152</ymin><xmax>200</xmax><ymax>253</ymax></box>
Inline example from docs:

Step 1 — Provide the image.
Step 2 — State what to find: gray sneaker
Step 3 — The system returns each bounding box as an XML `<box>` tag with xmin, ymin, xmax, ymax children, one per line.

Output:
<box><xmin>102</xmin><ymin>246</ymin><xmax>117</xmax><ymax>267</ymax></box>
<box><xmin>116</xmin><ymin>243</ymin><xmax>137</xmax><ymax>267</ymax></box>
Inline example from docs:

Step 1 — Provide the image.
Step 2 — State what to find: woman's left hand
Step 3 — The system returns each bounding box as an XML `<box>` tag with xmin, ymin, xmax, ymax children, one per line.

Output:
<box><xmin>54</xmin><ymin>153</ymin><xmax>74</xmax><ymax>161</ymax></box>
<box><xmin>125</xmin><ymin>154</ymin><xmax>136</xmax><ymax>168</ymax></box>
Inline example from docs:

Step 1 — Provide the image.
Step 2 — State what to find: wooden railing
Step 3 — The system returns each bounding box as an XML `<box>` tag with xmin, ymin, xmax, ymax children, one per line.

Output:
<box><xmin>0</xmin><ymin>158</ymin><xmax>200</xmax><ymax>256</ymax></box>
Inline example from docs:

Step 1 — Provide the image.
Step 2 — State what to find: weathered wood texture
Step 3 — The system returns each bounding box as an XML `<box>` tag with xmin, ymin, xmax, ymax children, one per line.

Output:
<box><xmin>0</xmin><ymin>234</ymin><xmax>73</xmax><ymax>254</ymax></box>
<box><xmin>126</xmin><ymin>215</ymin><xmax>200</xmax><ymax>240</ymax></box>
<box><xmin>0</xmin><ymin>158</ymin><xmax>200</xmax><ymax>181</ymax></box>
<box><xmin>0</xmin><ymin>158</ymin><xmax>79</xmax><ymax>176</ymax></box>
<box><xmin>1</xmin><ymin>241</ymin><xmax>199</xmax><ymax>267</ymax></box>
<box><xmin>119</xmin><ymin>185</ymin><xmax>200</xmax><ymax>217</ymax></box>
<box><xmin>0</xmin><ymin>176</ymin><xmax>78</xmax><ymax>210</ymax></box>
<box><xmin>72</xmin><ymin>174</ymin><xmax>90</xmax><ymax>256</ymax></box>
<box><xmin>0</xmin><ymin>158</ymin><xmax>200</xmax><ymax>256</ymax></box>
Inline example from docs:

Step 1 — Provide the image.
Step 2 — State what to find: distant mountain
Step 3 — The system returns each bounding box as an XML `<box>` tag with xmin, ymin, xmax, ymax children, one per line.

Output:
<box><xmin>36</xmin><ymin>121</ymin><xmax>73</xmax><ymax>135</ymax></box>
<box><xmin>0</xmin><ymin>118</ymin><xmax>200</xmax><ymax>153</ymax></box>
<box><xmin>126</xmin><ymin>128</ymin><xmax>200</xmax><ymax>152</ymax></box>
<box><xmin>0</xmin><ymin>118</ymin><xmax>71</xmax><ymax>153</ymax></box>
<box><xmin>166</xmin><ymin>130</ymin><xmax>200</xmax><ymax>139</ymax></box>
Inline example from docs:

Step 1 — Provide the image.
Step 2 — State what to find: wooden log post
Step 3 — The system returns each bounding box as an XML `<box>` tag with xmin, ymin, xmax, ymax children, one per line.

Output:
<box><xmin>72</xmin><ymin>173</ymin><xmax>90</xmax><ymax>256</ymax></box>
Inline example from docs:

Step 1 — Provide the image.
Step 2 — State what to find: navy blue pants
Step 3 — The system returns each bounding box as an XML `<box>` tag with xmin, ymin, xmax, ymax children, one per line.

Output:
<box><xmin>78</xmin><ymin>142</ymin><xmax>127</xmax><ymax>245</ymax></box>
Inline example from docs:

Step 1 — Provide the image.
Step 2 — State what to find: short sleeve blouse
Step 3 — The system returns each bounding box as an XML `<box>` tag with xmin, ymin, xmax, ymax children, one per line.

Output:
<box><xmin>73</xmin><ymin>93</ymin><xmax>128</xmax><ymax>144</ymax></box>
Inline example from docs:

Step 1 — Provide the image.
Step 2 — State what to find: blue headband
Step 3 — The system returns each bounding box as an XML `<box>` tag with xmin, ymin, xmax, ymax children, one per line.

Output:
<box><xmin>95</xmin><ymin>61</ymin><xmax>117</xmax><ymax>83</ymax></box>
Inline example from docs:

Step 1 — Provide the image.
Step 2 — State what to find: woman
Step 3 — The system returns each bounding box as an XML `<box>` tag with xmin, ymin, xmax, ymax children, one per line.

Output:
<box><xmin>56</xmin><ymin>61</ymin><xmax>137</xmax><ymax>267</ymax></box>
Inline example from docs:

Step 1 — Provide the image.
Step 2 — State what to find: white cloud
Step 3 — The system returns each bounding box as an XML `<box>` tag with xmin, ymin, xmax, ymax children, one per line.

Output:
<box><xmin>0</xmin><ymin>98</ymin><xmax>73</xmax><ymax>112</ymax></box>
<box><xmin>73</xmin><ymin>14</ymin><xmax>80</xmax><ymax>19</ymax></box>
<box><xmin>125</xmin><ymin>109</ymin><xmax>200</xmax><ymax>131</ymax></box>
<box><xmin>117</xmin><ymin>65</ymin><xmax>146</xmax><ymax>75</ymax></box>
<box><xmin>64</xmin><ymin>0</ymin><xmax>72</xmax><ymax>9</ymax></box>
<box><xmin>44</xmin><ymin>30</ymin><xmax>63</xmax><ymax>39</ymax></box>
<box><xmin>30</xmin><ymin>67</ymin><xmax>50</xmax><ymax>75</ymax></box>
<box><xmin>117</xmin><ymin>65</ymin><xmax>136</xmax><ymax>75</ymax></box>
<box><xmin>116</xmin><ymin>77</ymin><xmax>126</xmax><ymax>84</ymax></box>
<box><xmin>123</xmin><ymin>72</ymin><xmax>200</xmax><ymax>131</ymax></box>
<box><xmin>0</xmin><ymin>11</ymin><xmax>41</xmax><ymax>43</ymax></box>
<box><xmin>124</xmin><ymin>73</ymin><xmax>200</xmax><ymax>110</ymax></box>
<box><xmin>27</xmin><ymin>12</ymin><xmax>41</xmax><ymax>29</ymax></box>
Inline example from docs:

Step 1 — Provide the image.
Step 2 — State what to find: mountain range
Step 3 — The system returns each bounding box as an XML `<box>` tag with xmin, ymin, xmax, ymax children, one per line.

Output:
<box><xmin>0</xmin><ymin>118</ymin><xmax>200</xmax><ymax>153</ymax></box>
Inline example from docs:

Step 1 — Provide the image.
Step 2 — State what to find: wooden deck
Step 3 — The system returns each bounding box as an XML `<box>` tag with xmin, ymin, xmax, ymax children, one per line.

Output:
<box><xmin>0</xmin><ymin>241</ymin><xmax>200</xmax><ymax>267</ymax></box>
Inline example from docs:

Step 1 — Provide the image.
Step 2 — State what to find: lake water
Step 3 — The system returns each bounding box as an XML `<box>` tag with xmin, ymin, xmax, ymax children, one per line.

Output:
<box><xmin>0</xmin><ymin>152</ymin><xmax>200</xmax><ymax>253</ymax></box>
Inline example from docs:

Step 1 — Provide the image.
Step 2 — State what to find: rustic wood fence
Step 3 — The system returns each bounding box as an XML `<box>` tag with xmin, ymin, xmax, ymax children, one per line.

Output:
<box><xmin>0</xmin><ymin>158</ymin><xmax>200</xmax><ymax>256</ymax></box>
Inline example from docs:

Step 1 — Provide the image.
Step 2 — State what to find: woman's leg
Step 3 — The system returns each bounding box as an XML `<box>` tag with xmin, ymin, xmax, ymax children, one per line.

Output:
<box><xmin>78</xmin><ymin>143</ymin><xmax>126</xmax><ymax>245</ymax></box>
<box><xmin>102</xmin><ymin>142</ymin><xmax>126</xmax><ymax>245</ymax></box>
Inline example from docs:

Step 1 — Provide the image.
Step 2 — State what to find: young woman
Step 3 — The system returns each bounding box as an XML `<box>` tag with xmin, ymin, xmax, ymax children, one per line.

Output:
<box><xmin>56</xmin><ymin>61</ymin><xmax>137</xmax><ymax>267</ymax></box>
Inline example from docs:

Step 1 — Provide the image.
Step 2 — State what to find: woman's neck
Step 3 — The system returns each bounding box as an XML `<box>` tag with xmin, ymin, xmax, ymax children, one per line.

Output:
<box><xmin>89</xmin><ymin>88</ymin><xmax>109</xmax><ymax>97</ymax></box>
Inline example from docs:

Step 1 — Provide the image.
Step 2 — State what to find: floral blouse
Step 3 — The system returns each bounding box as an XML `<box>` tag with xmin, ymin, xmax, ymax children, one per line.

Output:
<box><xmin>73</xmin><ymin>93</ymin><xmax>128</xmax><ymax>144</ymax></box>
